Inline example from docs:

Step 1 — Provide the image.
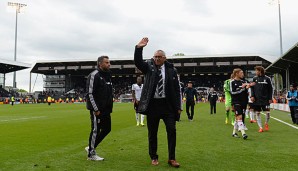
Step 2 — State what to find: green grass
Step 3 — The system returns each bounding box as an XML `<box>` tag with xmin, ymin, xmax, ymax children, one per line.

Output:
<box><xmin>1</xmin><ymin>102</ymin><xmax>298</xmax><ymax>171</ymax></box>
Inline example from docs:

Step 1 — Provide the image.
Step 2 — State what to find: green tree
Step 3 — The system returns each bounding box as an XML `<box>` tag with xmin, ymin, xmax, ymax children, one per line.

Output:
<box><xmin>18</xmin><ymin>89</ymin><xmax>28</xmax><ymax>93</ymax></box>
<box><xmin>173</xmin><ymin>53</ymin><xmax>185</xmax><ymax>56</ymax></box>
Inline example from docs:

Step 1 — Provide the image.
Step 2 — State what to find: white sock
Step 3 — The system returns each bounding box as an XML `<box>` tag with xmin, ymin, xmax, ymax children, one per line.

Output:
<box><xmin>257</xmin><ymin>113</ymin><xmax>262</xmax><ymax>128</ymax></box>
<box><xmin>233</xmin><ymin>121</ymin><xmax>238</xmax><ymax>134</ymax></box>
<box><xmin>250</xmin><ymin>111</ymin><xmax>255</xmax><ymax>120</ymax></box>
<box><xmin>237</xmin><ymin>120</ymin><xmax>246</xmax><ymax>135</ymax></box>
<box><xmin>136</xmin><ymin>113</ymin><xmax>139</xmax><ymax>123</ymax></box>
<box><xmin>245</xmin><ymin>109</ymin><xmax>249</xmax><ymax>116</ymax></box>
<box><xmin>265</xmin><ymin>112</ymin><xmax>270</xmax><ymax>124</ymax></box>
<box><xmin>141</xmin><ymin>114</ymin><xmax>145</xmax><ymax>124</ymax></box>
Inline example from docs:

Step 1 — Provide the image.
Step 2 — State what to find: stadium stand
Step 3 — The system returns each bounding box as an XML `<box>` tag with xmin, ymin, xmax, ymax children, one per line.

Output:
<box><xmin>265</xmin><ymin>42</ymin><xmax>298</xmax><ymax>104</ymax></box>
<box><xmin>30</xmin><ymin>55</ymin><xmax>271</xmax><ymax>102</ymax></box>
<box><xmin>0</xmin><ymin>59</ymin><xmax>31</xmax><ymax>102</ymax></box>
<box><xmin>266</xmin><ymin>42</ymin><xmax>298</xmax><ymax>87</ymax></box>
<box><xmin>0</xmin><ymin>87</ymin><xmax>10</xmax><ymax>97</ymax></box>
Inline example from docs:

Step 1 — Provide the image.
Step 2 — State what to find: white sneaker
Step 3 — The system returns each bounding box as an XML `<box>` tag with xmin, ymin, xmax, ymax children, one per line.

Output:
<box><xmin>87</xmin><ymin>154</ymin><xmax>104</xmax><ymax>161</ymax></box>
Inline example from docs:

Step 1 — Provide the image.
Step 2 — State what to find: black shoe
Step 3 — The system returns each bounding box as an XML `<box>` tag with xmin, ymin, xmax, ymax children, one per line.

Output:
<box><xmin>232</xmin><ymin>133</ymin><xmax>239</xmax><ymax>138</ymax></box>
<box><xmin>242</xmin><ymin>134</ymin><xmax>248</xmax><ymax>140</ymax></box>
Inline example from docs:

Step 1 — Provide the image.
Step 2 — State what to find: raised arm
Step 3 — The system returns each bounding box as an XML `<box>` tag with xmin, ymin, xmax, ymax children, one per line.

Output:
<box><xmin>134</xmin><ymin>37</ymin><xmax>150</xmax><ymax>74</ymax></box>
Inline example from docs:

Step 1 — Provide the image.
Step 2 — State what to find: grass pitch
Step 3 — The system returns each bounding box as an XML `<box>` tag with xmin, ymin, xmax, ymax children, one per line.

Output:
<box><xmin>1</xmin><ymin>102</ymin><xmax>298</xmax><ymax>171</ymax></box>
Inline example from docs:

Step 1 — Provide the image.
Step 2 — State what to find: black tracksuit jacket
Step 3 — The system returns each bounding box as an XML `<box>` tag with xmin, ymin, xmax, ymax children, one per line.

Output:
<box><xmin>86</xmin><ymin>68</ymin><xmax>113</xmax><ymax>114</ymax></box>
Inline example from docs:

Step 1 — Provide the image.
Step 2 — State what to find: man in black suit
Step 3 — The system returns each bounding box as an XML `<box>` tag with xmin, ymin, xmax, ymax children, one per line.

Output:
<box><xmin>184</xmin><ymin>81</ymin><xmax>198</xmax><ymax>121</ymax></box>
<box><xmin>134</xmin><ymin>37</ymin><xmax>182</xmax><ymax>168</ymax></box>
<box><xmin>208</xmin><ymin>87</ymin><xmax>218</xmax><ymax>114</ymax></box>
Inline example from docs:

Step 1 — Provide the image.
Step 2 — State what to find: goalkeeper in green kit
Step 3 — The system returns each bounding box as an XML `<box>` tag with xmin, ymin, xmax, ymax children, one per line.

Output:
<box><xmin>224</xmin><ymin>74</ymin><xmax>235</xmax><ymax>125</ymax></box>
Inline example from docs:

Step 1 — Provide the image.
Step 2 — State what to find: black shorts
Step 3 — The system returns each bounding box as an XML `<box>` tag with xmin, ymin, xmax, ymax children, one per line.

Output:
<box><xmin>248</xmin><ymin>103</ymin><xmax>254</xmax><ymax>110</ymax></box>
<box><xmin>134</xmin><ymin>101</ymin><xmax>139</xmax><ymax>110</ymax></box>
<box><xmin>232</xmin><ymin>104</ymin><xmax>246</xmax><ymax>116</ymax></box>
<box><xmin>254</xmin><ymin>105</ymin><xmax>270</xmax><ymax>112</ymax></box>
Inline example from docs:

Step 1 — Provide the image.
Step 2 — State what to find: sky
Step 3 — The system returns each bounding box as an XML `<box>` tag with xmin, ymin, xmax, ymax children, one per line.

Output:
<box><xmin>0</xmin><ymin>0</ymin><xmax>298</xmax><ymax>92</ymax></box>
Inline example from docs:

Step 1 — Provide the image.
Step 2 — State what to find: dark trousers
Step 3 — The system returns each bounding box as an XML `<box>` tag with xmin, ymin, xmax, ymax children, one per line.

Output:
<box><xmin>186</xmin><ymin>101</ymin><xmax>195</xmax><ymax>120</ymax></box>
<box><xmin>147</xmin><ymin>98</ymin><xmax>177</xmax><ymax>160</ymax></box>
<box><xmin>88</xmin><ymin>111</ymin><xmax>111</xmax><ymax>156</ymax></box>
<box><xmin>210</xmin><ymin>101</ymin><xmax>216</xmax><ymax>114</ymax></box>
<box><xmin>290</xmin><ymin>106</ymin><xmax>297</xmax><ymax>124</ymax></box>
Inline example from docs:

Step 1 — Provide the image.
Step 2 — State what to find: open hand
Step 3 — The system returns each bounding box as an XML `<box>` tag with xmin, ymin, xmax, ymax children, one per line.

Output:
<box><xmin>137</xmin><ymin>37</ymin><xmax>149</xmax><ymax>48</ymax></box>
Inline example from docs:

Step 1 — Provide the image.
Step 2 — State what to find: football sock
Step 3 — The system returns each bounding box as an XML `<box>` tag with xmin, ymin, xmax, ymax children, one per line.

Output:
<box><xmin>136</xmin><ymin>113</ymin><xmax>139</xmax><ymax>123</ymax></box>
<box><xmin>226</xmin><ymin>110</ymin><xmax>229</xmax><ymax>118</ymax></box>
<box><xmin>265</xmin><ymin>112</ymin><xmax>270</xmax><ymax>124</ymax></box>
<box><xmin>245</xmin><ymin>109</ymin><xmax>249</xmax><ymax>118</ymax></box>
<box><xmin>257</xmin><ymin>113</ymin><xmax>262</xmax><ymax>128</ymax></box>
<box><xmin>237</xmin><ymin>120</ymin><xmax>246</xmax><ymax>135</ymax></box>
<box><xmin>230</xmin><ymin>110</ymin><xmax>235</xmax><ymax>124</ymax></box>
<box><xmin>232</xmin><ymin>121</ymin><xmax>238</xmax><ymax>134</ymax></box>
<box><xmin>141</xmin><ymin>114</ymin><xmax>145</xmax><ymax>124</ymax></box>
<box><xmin>225</xmin><ymin>110</ymin><xmax>229</xmax><ymax>123</ymax></box>
<box><xmin>250</xmin><ymin>111</ymin><xmax>255</xmax><ymax>120</ymax></box>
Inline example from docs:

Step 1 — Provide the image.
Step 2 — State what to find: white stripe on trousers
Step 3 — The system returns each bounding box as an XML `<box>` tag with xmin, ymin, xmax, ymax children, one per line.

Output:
<box><xmin>90</xmin><ymin>112</ymin><xmax>98</xmax><ymax>150</ymax></box>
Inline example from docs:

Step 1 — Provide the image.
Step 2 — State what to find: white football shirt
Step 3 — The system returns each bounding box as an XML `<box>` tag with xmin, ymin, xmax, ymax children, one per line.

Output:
<box><xmin>132</xmin><ymin>84</ymin><xmax>143</xmax><ymax>101</ymax></box>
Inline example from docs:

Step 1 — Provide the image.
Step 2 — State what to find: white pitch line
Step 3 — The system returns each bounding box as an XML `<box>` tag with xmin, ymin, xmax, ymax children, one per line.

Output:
<box><xmin>0</xmin><ymin>116</ymin><xmax>46</xmax><ymax>122</ymax></box>
<box><xmin>260</xmin><ymin>112</ymin><xmax>298</xmax><ymax>130</ymax></box>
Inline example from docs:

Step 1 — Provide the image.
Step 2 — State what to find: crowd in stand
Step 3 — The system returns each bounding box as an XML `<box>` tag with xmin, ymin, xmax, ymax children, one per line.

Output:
<box><xmin>112</xmin><ymin>78</ymin><xmax>134</xmax><ymax>99</ymax></box>
<box><xmin>0</xmin><ymin>78</ymin><xmax>226</xmax><ymax>104</ymax></box>
<box><xmin>0</xmin><ymin>77</ymin><xmax>289</xmax><ymax>104</ymax></box>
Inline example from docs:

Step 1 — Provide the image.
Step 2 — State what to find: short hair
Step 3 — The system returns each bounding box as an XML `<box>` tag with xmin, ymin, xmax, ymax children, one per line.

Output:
<box><xmin>254</xmin><ymin>66</ymin><xmax>265</xmax><ymax>76</ymax></box>
<box><xmin>154</xmin><ymin>50</ymin><xmax>166</xmax><ymax>56</ymax></box>
<box><xmin>97</xmin><ymin>56</ymin><xmax>109</xmax><ymax>66</ymax></box>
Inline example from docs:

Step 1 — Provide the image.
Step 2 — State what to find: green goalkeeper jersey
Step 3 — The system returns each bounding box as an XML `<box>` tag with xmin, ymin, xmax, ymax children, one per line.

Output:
<box><xmin>224</xmin><ymin>79</ymin><xmax>232</xmax><ymax>106</ymax></box>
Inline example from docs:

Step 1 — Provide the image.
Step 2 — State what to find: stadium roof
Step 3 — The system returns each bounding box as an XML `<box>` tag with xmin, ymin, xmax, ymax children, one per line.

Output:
<box><xmin>31</xmin><ymin>54</ymin><xmax>272</xmax><ymax>76</ymax></box>
<box><xmin>0</xmin><ymin>58</ymin><xmax>31</xmax><ymax>74</ymax></box>
<box><xmin>266</xmin><ymin>42</ymin><xmax>298</xmax><ymax>73</ymax></box>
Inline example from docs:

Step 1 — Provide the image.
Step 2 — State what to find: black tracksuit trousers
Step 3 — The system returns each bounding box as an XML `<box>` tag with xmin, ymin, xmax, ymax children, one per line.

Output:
<box><xmin>88</xmin><ymin>111</ymin><xmax>111</xmax><ymax>156</ymax></box>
